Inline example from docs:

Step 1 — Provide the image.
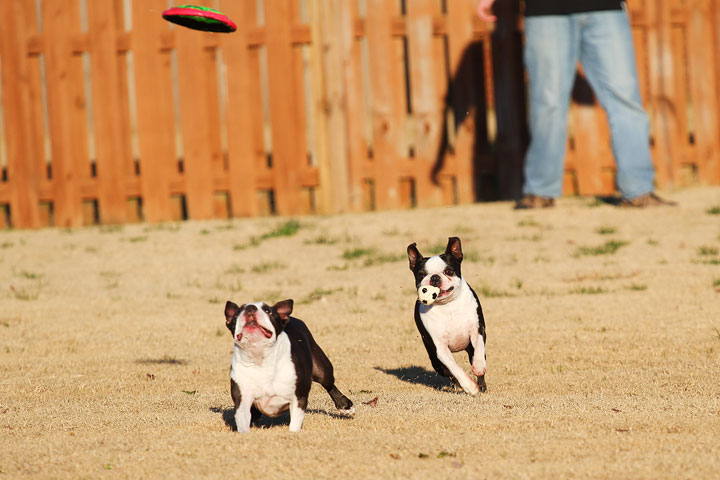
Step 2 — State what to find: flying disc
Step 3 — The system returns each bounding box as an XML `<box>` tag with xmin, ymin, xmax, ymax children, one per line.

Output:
<box><xmin>162</xmin><ymin>5</ymin><xmax>237</xmax><ymax>33</ymax></box>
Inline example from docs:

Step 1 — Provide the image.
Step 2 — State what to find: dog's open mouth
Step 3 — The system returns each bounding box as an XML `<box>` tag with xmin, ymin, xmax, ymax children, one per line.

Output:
<box><xmin>439</xmin><ymin>286</ymin><xmax>454</xmax><ymax>296</ymax></box>
<box><xmin>237</xmin><ymin>321</ymin><xmax>273</xmax><ymax>341</ymax></box>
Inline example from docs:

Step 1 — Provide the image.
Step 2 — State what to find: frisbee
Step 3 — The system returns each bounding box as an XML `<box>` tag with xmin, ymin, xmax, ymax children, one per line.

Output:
<box><xmin>162</xmin><ymin>5</ymin><xmax>237</xmax><ymax>33</ymax></box>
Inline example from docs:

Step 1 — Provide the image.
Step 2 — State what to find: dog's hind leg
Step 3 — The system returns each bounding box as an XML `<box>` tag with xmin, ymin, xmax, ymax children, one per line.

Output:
<box><xmin>309</xmin><ymin>340</ymin><xmax>354</xmax><ymax>412</ymax></box>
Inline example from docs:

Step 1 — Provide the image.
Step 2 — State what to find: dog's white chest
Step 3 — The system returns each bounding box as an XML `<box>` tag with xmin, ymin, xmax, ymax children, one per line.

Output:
<box><xmin>230</xmin><ymin>333</ymin><xmax>297</xmax><ymax>416</ymax></box>
<box><xmin>420</xmin><ymin>282</ymin><xmax>479</xmax><ymax>352</ymax></box>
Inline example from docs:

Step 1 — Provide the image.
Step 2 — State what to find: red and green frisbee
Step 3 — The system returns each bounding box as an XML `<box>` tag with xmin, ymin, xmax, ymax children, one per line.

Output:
<box><xmin>162</xmin><ymin>5</ymin><xmax>236</xmax><ymax>33</ymax></box>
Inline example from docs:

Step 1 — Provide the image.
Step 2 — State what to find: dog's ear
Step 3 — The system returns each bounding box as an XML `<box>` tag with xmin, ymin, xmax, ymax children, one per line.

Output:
<box><xmin>407</xmin><ymin>243</ymin><xmax>423</xmax><ymax>271</ymax></box>
<box><xmin>272</xmin><ymin>299</ymin><xmax>294</xmax><ymax>326</ymax></box>
<box><xmin>445</xmin><ymin>237</ymin><xmax>463</xmax><ymax>263</ymax></box>
<box><xmin>225</xmin><ymin>301</ymin><xmax>242</xmax><ymax>334</ymax></box>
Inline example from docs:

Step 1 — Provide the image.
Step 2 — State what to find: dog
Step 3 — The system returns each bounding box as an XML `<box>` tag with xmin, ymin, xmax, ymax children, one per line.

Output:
<box><xmin>407</xmin><ymin>237</ymin><xmax>487</xmax><ymax>395</ymax></box>
<box><xmin>224</xmin><ymin>299</ymin><xmax>353</xmax><ymax>432</ymax></box>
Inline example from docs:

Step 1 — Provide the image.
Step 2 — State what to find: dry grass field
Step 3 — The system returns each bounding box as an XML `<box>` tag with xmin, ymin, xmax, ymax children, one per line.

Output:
<box><xmin>1</xmin><ymin>186</ymin><xmax>719</xmax><ymax>479</ymax></box>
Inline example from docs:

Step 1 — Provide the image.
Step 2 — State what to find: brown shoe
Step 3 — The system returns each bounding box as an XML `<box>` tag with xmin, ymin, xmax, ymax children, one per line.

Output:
<box><xmin>514</xmin><ymin>194</ymin><xmax>555</xmax><ymax>210</ymax></box>
<box><xmin>618</xmin><ymin>192</ymin><xmax>677</xmax><ymax>208</ymax></box>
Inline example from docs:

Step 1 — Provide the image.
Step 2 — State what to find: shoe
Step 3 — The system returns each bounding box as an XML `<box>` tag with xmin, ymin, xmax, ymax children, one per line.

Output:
<box><xmin>514</xmin><ymin>194</ymin><xmax>555</xmax><ymax>210</ymax></box>
<box><xmin>618</xmin><ymin>192</ymin><xmax>677</xmax><ymax>208</ymax></box>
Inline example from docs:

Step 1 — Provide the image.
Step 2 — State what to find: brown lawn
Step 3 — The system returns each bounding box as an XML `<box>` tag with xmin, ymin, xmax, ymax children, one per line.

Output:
<box><xmin>1</xmin><ymin>186</ymin><xmax>719</xmax><ymax>479</ymax></box>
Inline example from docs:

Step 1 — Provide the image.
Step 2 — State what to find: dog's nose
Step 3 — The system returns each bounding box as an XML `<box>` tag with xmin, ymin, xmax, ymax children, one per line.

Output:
<box><xmin>430</xmin><ymin>274</ymin><xmax>441</xmax><ymax>287</ymax></box>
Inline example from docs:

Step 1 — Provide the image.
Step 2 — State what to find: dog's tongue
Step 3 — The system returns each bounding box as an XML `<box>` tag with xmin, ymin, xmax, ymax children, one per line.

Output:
<box><xmin>243</xmin><ymin>321</ymin><xmax>272</xmax><ymax>338</ymax></box>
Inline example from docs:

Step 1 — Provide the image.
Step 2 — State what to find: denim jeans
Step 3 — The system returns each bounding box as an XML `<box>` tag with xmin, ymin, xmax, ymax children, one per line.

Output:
<box><xmin>523</xmin><ymin>9</ymin><xmax>655</xmax><ymax>199</ymax></box>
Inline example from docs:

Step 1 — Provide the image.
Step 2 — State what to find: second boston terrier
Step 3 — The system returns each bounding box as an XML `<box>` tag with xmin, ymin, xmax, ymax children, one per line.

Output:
<box><xmin>225</xmin><ymin>299</ymin><xmax>354</xmax><ymax>432</ymax></box>
<box><xmin>406</xmin><ymin>237</ymin><xmax>487</xmax><ymax>395</ymax></box>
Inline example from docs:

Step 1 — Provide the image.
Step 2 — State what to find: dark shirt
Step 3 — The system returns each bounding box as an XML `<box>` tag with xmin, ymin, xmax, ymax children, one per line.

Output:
<box><xmin>525</xmin><ymin>0</ymin><xmax>624</xmax><ymax>16</ymax></box>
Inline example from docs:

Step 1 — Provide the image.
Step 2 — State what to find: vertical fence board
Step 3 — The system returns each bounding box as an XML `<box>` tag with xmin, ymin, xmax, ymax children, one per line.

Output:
<box><xmin>264</xmin><ymin>0</ymin><xmax>306</xmax><ymax>215</ymax></box>
<box><xmin>132</xmin><ymin>0</ymin><xmax>175</xmax><ymax>222</ymax></box>
<box><xmin>43</xmin><ymin>0</ymin><xmax>88</xmax><ymax>227</ymax></box>
<box><xmin>87</xmin><ymin>0</ymin><xmax>128</xmax><ymax>223</ymax></box>
<box><xmin>175</xmin><ymin>9</ymin><xmax>217</xmax><ymax>220</ymax></box>
<box><xmin>220</xmin><ymin>0</ymin><xmax>261</xmax><ymax>217</ymax></box>
<box><xmin>688</xmin><ymin>0</ymin><xmax>720</xmax><ymax>183</ymax></box>
<box><xmin>366</xmin><ymin>0</ymin><xmax>403</xmax><ymax>209</ymax></box>
<box><xmin>406</xmin><ymin>0</ymin><xmax>443</xmax><ymax>208</ymax></box>
<box><xmin>0</xmin><ymin>0</ymin><xmax>42</xmax><ymax>228</ymax></box>
<box><xmin>446</xmin><ymin>0</ymin><xmax>484</xmax><ymax>203</ymax></box>
<box><xmin>646</xmin><ymin>0</ymin><xmax>679</xmax><ymax>187</ymax></box>
<box><xmin>344</xmin><ymin>2</ymin><xmax>370</xmax><ymax>211</ymax></box>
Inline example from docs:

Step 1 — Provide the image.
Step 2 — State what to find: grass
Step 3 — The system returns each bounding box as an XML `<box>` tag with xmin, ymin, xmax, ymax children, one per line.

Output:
<box><xmin>573</xmin><ymin>240</ymin><xmax>629</xmax><ymax>257</ymax></box>
<box><xmin>706</xmin><ymin>205</ymin><xmax>720</xmax><ymax>215</ymax></box>
<box><xmin>697</xmin><ymin>246</ymin><xmax>719</xmax><ymax>256</ymax></box>
<box><xmin>571</xmin><ymin>286</ymin><xmax>608</xmax><ymax>295</ymax></box>
<box><xmin>298</xmin><ymin>287</ymin><xmax>345</xmax><ymax>305</ymax></box>
<box><xmin>595</xmin><ymin>226</ymin><xmax>616</xmax><ymax>235</ymax></box>
<box><xmin>260</xmin><ymin>220</ymin><xmax>302</xmax><ymax>240</ymax></box>
<box><xmin>2</xmin><ymin>188</ymin><xmax>720</xmax><ymax>479</ymax></box>
<box><xmin>342</xmin><ymin>247</ymin><xmax>375</xmax><ymax>260</ymax></box>
<box><xmin>250</xmin><ymin>261</ymin><xmax>287</xmax><ymax>273</ymax></box>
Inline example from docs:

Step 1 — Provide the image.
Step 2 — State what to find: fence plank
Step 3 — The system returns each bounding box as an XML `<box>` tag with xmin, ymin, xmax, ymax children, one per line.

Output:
<box><xmin>175</xmin><ymin>5</ymin><xmax>218</xmax><ymax>220</ymax></box>
<box><xmin>688</xmin><ymin>0</ymin><xmax>720</xmax><ymax>183</ymax></box>
<box><xmin>264</xmin><ymin>0</ymin><xmax>306</xmax><ymax>215</ymax></box>
<box><xmin>311</xmin><ymin>0</ymin><xmax>351</xmax><ymax>214</ymax></box>
<box><xmin>406</xmin><ymin>0</ymin><xmax>443</xmax><ymax>208</ymax></box>
<box><xmin>219</xmin><ymin>0</ymin><xmax>261</xmax><ymax>217</ymax></box>
<box><xmin>43</xmin><ymin>0</ymin><xmax>88</xmax><ymax>227</ymax></box>
<box><xmin>0</xmin><ymin>0</ymin><xmax>42</xmax><ymax>228</ymax></box>
<box><xmin>365</xmin><ymin>0</ymin><xmax>403</xmax><ymax>209</ymax></box>
<box><xmin>646</xmin><ymin>0</ymin><xmax>679</xmax><ymax>187</ymax></box>
<box><xmin>87</xmin><ymin>0</ymin><xmax>128</xmax><ymax>224</ymax></box>
<box><xmin>132</xmin><ymin>0</ymin><xmax>175</xmax><ymax>222</ymax></box>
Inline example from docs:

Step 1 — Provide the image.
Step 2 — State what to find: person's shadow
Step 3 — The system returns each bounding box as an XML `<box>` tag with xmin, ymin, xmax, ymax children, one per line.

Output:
<box><xmin>433</xmin><ymin>1</ymin><xmax>606</xmax><ymax>202</ymax></box>
<box><xmin>433</xmin><ymin>2</ymin><xmax>528</xmax><ymax>202</ymax></box>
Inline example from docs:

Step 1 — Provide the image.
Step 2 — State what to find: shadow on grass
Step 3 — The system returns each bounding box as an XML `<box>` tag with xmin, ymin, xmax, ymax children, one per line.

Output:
<box><xmin>135</xmin><ymin>356</ymin><xmax>187</xmax><ymax>366</ymax></box>
<box><xmin>210</xmin><ymin>405</ymin><xmax>353</xmax><ymax>431</ymax></box>
<box><xmin>374</xmin><ymin>365</ymin><xmax>457</xmax><ymax>392</ymax></box>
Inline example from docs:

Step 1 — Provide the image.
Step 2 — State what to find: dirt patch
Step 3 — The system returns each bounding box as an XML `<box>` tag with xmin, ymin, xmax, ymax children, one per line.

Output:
<box><xmin>1</xmin><ymin>187</ymin><xmax>719</xmax><ymax>478</ymax></box>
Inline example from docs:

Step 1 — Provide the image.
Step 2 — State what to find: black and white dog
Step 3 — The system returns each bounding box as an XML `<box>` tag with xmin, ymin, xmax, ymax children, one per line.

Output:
<box><xmin>407</xmin><ymin>237</ymin><xmax>487</xmax><ymax>395</ymax></box>
<box><xmin>224</xmin><ymin>299</ymin><xmax>353</xmax><ymax>432</ymax></box>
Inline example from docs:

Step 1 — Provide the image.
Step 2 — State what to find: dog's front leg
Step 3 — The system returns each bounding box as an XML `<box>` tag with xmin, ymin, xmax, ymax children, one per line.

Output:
<box><xmin>435</xmin><ymin>344</ymin><xmax>480</xmax><ymax>395</ymax></box>
<box><xmin>234</xmin><ymin>396</ymin><xmax>255</xmax><ymax>433</ymax></box>
<box><xmin>470</xmin><ymin>332</ymin><xmax>487</xmax><ymax>377</ymax></box>
<box><xmin>288</xmin><ymin>396</ymin><xmax>307</xmax><ymax>432</ymax></box>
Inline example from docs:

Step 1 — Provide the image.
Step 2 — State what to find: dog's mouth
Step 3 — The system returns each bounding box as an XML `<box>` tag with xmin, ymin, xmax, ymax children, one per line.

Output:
<box><xmin>438</xmin><ymin>286</ymin><xmax>455</xmax><ymax>297</ymax></box>
<box><xmin>236</xmin><ymin>321</ymin><xmax>273</xmax><ymax>341</ymax></box>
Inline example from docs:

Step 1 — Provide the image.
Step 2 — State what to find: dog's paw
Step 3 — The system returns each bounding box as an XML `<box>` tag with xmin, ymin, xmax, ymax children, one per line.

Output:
<box><xmin>465</xmin><ymin>382</ymin><xmax>480</xmax><ymax>396</ymax></box>
<box><xmin>337</xmin><ymin>406</ymin><xmax>355</xmax><ymax>416</ymax></box>
<box><xmin>471</xmin><ymin>364</ymin><xmax>486</xmax><ymax>377</ymax></box>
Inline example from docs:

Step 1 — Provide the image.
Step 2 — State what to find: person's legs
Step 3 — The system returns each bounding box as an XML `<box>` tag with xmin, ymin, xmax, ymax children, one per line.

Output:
<box><xmin>522</xmin><ymin>16</ymin><xmax>581</xmax><ymax>199</ymax></box>
<box><xmin>578</xmin><ymin>9</ymin><xmax>655</xmax><ymax>200</ymax></box>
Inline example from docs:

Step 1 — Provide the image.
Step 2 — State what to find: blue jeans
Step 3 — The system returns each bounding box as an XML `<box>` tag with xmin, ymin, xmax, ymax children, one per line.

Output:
<box><xmin>523</xmin><ymin>10</ymin><xmax>655</xmax><ymax>199</ymax></box>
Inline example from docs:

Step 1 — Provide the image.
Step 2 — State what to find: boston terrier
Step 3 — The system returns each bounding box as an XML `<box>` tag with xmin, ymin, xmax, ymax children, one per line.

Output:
<box><xmin>224</xmin><ymin>299</ymin><xmax>354</xmax><ymax>432</ymax></box>
<box><xmin>406</xmin><ymin>237</ymin><xmax>487</xmax><ymax>395</ymax></box>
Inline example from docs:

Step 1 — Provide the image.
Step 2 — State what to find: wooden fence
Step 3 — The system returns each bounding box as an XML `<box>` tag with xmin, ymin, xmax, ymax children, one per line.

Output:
<box><xmin>0</xmin><ymin>0</ymin><xmax>719</xmax><ymax>229</ymax></box>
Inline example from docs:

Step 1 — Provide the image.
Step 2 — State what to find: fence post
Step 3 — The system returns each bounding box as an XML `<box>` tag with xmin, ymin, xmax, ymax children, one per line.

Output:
<box><xmin>0</xmin><ymin>0</ymin><xmax>42</xmax><ymax>228</ymax></box>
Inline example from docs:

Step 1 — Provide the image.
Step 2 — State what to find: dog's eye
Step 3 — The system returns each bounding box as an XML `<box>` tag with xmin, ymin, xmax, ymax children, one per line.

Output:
<box><xmin>444</xmin><ymin>267</ymin><xmax>454</xmax><ymax>276</ymax></box>
<box><xmin>262</xmin><ymin>306</ymin><xmax>271</xmax><ymax>314</ymax></box>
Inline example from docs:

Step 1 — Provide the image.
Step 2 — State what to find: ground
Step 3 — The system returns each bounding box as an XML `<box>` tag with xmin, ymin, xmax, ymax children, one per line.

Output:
<box><xmin>1</xmin><ymin>186</ymin><xmax>719</xmax><ymax>479</ymax></box>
